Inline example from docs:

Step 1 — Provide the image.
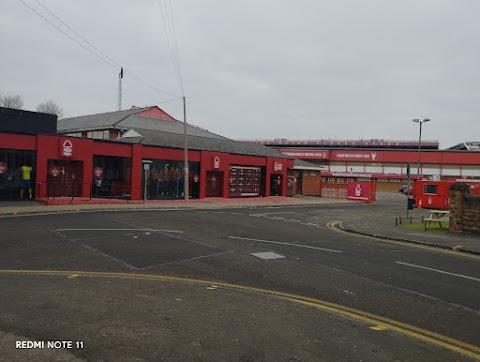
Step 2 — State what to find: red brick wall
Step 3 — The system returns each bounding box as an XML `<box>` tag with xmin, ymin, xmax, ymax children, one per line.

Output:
<box><xmin>302</xmin><ymin>172</ymin><xmax>322</xmax><ymax>196</ymax></box>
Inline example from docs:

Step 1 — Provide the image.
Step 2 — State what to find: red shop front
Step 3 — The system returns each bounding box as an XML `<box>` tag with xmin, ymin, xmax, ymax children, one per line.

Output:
<box><xmin>0</xmin><ymin>132</ymin><xmax>293</xmax><ymax>202</ymax></box>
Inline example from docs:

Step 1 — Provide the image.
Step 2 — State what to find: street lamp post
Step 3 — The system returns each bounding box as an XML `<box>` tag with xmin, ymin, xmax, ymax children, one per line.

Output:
<box><xmin>412</xmin><ymin>118</ymin><xmax>431</xmax><ymax>181</ymax></box>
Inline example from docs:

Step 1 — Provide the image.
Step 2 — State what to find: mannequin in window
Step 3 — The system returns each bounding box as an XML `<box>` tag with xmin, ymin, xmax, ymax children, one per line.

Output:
<box><xmin>20</xmin><ymin>165</ymin><xmax>33</xmax><ymax>199</ymax></box>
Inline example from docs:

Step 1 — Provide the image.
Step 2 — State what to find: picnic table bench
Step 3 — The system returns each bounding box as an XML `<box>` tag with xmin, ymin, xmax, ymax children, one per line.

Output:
<box><xmin>424</xmin><ymin>210</ymin><xmax>450</xmax><ymax>231</ymax></box>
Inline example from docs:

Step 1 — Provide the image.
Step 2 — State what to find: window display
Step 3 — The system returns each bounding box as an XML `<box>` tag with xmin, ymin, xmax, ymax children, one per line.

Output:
<box><xmin>143</xmin><ymin>160</ymin><xmax>200</xmax><ymax>199</ymax></box>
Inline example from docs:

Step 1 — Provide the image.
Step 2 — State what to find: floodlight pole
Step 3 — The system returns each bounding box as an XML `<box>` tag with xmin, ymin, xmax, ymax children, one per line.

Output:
<box><xmin>413</xmin><ymin>118</ymin><xmax>431</xmax><ymax>181</ymax></box>
<box><xmin>183</xmin><ymin>96</ymin><xmax>189</xmax><ymax>201</ymax></box>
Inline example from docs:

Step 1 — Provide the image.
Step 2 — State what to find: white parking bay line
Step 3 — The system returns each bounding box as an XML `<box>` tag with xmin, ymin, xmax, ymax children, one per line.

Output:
<box><xmin>250</xmin><ymin>212</ymin><xmax>296</xmax><ymax>215</ymax></box>
<box><xmin>228</xmin><ymin>236</ymin><xmax>342</xmax><ymax>253</ymax></box>
<box><xmin>55</xmin><ymin>228</ymin><xmax>184</xmax><ymax>233</ymax></box>
<box><xmin>396</xmin><ymin>261</ymin><xmax>480</xmax><ymax>283</ymax></box>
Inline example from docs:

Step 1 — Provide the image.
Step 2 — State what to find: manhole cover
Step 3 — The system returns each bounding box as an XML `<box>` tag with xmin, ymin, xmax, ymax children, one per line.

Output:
<box><xmin>251</xmin><ymin>252</ymin><xmax>286</xmax><ymax>260</ymax></box>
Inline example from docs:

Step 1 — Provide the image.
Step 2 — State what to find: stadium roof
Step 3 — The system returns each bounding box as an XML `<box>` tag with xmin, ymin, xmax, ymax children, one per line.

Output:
<box><xmin>240</xmin><ymin>139</ymin><xmax>439</xmax><ymax>150</ymax></box>
<box><xmin>446</xmin><ymin>142</ymin><xmax>480</xmax><ymax>151</ymax></box>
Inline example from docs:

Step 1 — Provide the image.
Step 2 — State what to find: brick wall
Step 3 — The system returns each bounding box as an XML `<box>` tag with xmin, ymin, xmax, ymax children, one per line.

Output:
<box><xmin>302</xmin><ymin>172</ymin><xmax>322</xmax><ymax>196</ymax></box>
<box><xmin>449</xmin><ymin>183</ymin><xmax>480</xmax><ymax>233</ymax></box>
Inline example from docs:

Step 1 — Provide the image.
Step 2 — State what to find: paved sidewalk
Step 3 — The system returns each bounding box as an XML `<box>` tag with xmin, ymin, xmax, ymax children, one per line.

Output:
<box><xmin>340</xmin><ymin>192</ymin><xmax>480</xmax><ymax>255</ymax></box>
<box><xmin>0</xmin><ymin>196</ymin><xmax>348</xmax><ymax>216</ymax></box>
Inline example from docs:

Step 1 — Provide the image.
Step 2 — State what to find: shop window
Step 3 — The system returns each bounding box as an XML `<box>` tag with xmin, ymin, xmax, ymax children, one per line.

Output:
<box><xmin>87</xmin><ymin>130</ymin><xmax>110</xmax><ymax>139</ymax></box>
<box><xmin>0</xmin><ymin>149</ymin><xmax>36</xmax><ymax>200</ymax></box>
<box><xmin>92</xmin><ymin>156</ymin><xmax>131</xmax><ymax>198</ymax></box>
<box><xmin>423</xmin><ymin>184</ymin><xmax>438</xmax><ymax>195</ymax></box>
<box><xmin>142</xmin><ymin>159</ymin><xmax>200</xmax><ymax>200</ymax></box>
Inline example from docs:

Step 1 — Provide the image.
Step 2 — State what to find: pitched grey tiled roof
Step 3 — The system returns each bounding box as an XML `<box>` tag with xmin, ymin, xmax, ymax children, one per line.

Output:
<box><xmin>117</xmin><ymin>128</ymin><xmax>290</xmax><ymax>159</ymax></box>
<box><xmin>117</xmin><ymin>116</ymin><xmax>227</xmax><ymax>140</ymax></box>
<box><xmin>58</xmin><ymin>108</ymin><xmax>150</xmax><ymax>132</ymax></box>
<box><xmin>294</xmin><ymin>159</ymin><xmax>325</xmax><ymax>169</ymax></box>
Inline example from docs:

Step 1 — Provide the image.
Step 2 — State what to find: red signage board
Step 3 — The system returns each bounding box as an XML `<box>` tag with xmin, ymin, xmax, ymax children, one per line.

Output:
<box><xmin>60</xmin><ymin>139</ymin><xmax>74</xmax><ymax>158</ymax></box>
<box><xmin>212</xmin><ymin>156</ymin><xmax>220</xmax><ymax>169</ymax></box>
<box><xmin>279</xmin><ymin>150</ymin><xmax>329</xmax><ymax>159</ymax></box>
<box><xmin>347</xmin><ymin>181</ymin><xmax>376</xmax><ymax>203</ymax></box>
<box><xmin>331</xmin><ymin>150</ymin><xmax>384</xmax><ymax>162</ymax></box>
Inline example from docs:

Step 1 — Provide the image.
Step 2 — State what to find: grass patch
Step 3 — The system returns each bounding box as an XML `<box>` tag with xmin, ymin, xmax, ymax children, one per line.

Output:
<box><xmin>397</xmin><ymin>223</ymin><xmax>449</xmax><ymax>232</ymax></box>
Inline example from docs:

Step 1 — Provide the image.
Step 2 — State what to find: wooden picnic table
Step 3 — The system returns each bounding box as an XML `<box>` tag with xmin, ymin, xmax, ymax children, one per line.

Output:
<box><xmin>424</xmin><ymin>210</ymin><xmax>450</xmax><ymax>230</ymax></box>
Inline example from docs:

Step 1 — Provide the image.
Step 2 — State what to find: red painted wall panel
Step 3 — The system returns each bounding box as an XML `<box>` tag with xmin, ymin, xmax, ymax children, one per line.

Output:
<box><xmin>36</xmin><ymin>135</ymin><xmax>95</xmax><ymax>197</ymax></box>
<box><xmin>0</xmin><ymin>132</ymin><xmax>36</xmax><ymax>150</ymax></box>
<box><xmin>131</xmin><ymin>144</ymin><xmax>143</xmax><ymax>200</ymax></box>
<box><xmin>93</xmin><ymin>141</ymin><xmax>132</xmax><ymax>157</ymax></box>
<box><xmin>140</xmin><ymin>146</ymin><xmax>201</xmax><ymax>162</ymax></box>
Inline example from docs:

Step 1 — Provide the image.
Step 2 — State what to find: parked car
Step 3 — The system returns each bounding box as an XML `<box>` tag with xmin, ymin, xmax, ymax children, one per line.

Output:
<box><xmin>399</xmin><ymin>185</ymin><xmax>415</xmax><ymax>198</ymax></box>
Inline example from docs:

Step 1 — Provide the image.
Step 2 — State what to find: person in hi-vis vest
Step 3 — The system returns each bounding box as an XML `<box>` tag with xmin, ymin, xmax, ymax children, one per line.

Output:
<box><xmin>20</xmin><ymin>165</ymin><xmax>33</xmax><ymax>199</ymax></box>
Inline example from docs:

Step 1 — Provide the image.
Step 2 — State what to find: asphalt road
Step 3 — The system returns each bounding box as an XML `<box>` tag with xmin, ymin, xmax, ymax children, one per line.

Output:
<box><xmin>0</xmin><ymin>205</ymin><xmax>479</xmax><ymax>361</ymax></box>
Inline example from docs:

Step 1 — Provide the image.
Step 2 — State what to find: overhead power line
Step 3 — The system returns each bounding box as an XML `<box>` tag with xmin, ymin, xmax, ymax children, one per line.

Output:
<box><xmin>157</xmin><ymin>0</ymin><xmax>184</xmax><ymax>96</ymax></box>
<box><xmin>17</xmin><ymin>0</ymin><xmax>181</xmax><ymax>99</ymax></box>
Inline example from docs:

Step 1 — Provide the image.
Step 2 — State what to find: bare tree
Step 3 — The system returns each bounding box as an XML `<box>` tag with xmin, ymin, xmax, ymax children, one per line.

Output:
<box><xmin>36</xmin><ymin>100</ymin><xmax>63</xmax><ymax>118</ymax></box>
<box><xmin>1</xmin><ymin>94</ymin><xmax>24</xmax><ymax>109</ymax></box>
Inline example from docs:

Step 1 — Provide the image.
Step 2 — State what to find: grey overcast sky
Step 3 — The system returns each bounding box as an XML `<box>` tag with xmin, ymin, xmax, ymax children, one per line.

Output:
<box><xmin>1</xmin><ymin>1</ymin><xmax>479</xmax><ymax>148</ymax></box>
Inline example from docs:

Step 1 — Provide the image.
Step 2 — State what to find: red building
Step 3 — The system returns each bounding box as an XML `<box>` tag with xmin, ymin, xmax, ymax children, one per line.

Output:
<box><xmin>244</xmin><ymin>139</ymin><xmax>480</xmax><ymax>192</ymax></box>
<box><xmin>0</xmin><ymin>107</ymin><xmax>292</xmax><ymax>202</ymax></box>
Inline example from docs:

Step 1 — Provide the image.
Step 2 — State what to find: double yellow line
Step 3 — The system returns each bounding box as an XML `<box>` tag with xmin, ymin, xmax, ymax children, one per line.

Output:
<box><xmin>0</xmin><ymin>269</ymin><xmax>478</xmax><ymax>360</ymax></box>
<box><xmin>327</xmin><ymin>220</ymin><xmax>480</xmax><ymax>260</ymax></box>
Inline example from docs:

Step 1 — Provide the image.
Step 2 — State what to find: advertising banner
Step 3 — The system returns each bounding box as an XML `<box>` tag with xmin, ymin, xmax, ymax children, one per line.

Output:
<box><xmin>229</xmin><ymin>165</ymin><xmax>261</xmax><ymax>197</ymax></box>
<box><xmin>347</xmin><ymin>181</ymin><xmax>376</xmax><ymax>203</ymax></box>
<box><xmin>331</xmin><ymin>150</ymin><xmax>383</xmax><ymax>162</ymax></box>
<box><xmin>279</xmin><ymin>150</ymin><xmax>329</xmax><ymax>159</ymax></box>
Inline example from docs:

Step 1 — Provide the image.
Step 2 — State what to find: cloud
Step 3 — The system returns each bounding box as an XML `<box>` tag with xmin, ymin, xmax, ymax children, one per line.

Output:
<box><xmin>1</xmin><ymin>0</ymin><xmax>479</xmax><ymax>148</ymax></box>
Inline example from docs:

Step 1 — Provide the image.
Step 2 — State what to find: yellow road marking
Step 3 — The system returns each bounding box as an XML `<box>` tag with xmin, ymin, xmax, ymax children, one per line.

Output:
<box><xmin>67</xmin><ymin>274</ymin><xmax>79</xmax><ymax>279</ymax></box>
<box><xmin>327</xmin><ymin>221</ymin><xmax>480</xmax><ymax>260</ymax></box>
<box><xmin>370</xmin><ymin>325</ymin><xmax>388</xmax><ymax>331</ymax></box>
<box><xmin>0</xmin><ymin>269</ymin><xmax>478</xmax><ymax>360</ymax></box>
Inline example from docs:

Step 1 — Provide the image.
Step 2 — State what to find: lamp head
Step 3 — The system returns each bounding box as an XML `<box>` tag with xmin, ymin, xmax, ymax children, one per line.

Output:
<box><xmin>412</xmin><ymin>119</ymin><xmax>420</xmax><ymax>123</ymax></box>
<box><xmin>423</xmin><ymin>118</ymin><xmax>431</xmax><ymax>123</ymax></box>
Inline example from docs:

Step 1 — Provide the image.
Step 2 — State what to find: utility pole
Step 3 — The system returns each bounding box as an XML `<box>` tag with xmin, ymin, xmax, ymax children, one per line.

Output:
<box><xmin>183</xmin><ymin>96</ymin><xmax>189</xmax><ymax>201</ymax></box>
<box><xmin>117</xmin><ymin>68</ymin><xmax>123</xmax><ymax>111</ymax></box>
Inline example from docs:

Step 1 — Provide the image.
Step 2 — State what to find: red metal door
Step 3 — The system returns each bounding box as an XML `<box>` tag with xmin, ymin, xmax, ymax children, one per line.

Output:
<box><xmin>206</xmin><ymin>171</ymin><xmax>223</xmax><ymax>197</ymax></box>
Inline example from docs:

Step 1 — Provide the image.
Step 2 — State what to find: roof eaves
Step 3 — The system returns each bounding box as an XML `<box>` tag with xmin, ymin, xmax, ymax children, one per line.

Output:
<box><xmin>292</xmin><ymin>166</ymin><xmax>324</xmax><ymax>171</ymax></box>
<box><xmin>58</xmin><ymin>125</ymin><xmax>114</xmax><ymax>133</ymax></box>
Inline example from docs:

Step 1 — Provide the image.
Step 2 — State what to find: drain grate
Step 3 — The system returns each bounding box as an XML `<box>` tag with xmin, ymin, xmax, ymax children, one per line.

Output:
<box><xmin>251</xmin><ymin>252</ymin><xmax>286</xmax><ymax>260</ymax></box>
